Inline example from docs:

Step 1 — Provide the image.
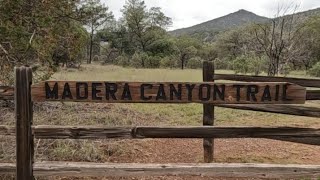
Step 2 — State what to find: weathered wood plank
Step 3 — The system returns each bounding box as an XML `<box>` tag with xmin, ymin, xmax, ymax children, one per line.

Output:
<box><xmin>0</xmin><ymin>86</ymin><xmax>14</xmax><ymax>100</ymax></box>
<box><xmin>1</xmin><ymin>126</ymin><xmax>319</xmax><ymax>145</ymax></box>
<box><xmin>306</xmin><ymin>90</ymin><xmax>320</xmax><ymax>100</ymax></box>
<box><xmin>217</xmin><ymin>104</ymin><xmax>320</xmax><ymax>118</ymax></box>
<box><xmin>214</xmin><ymin>74</ymin><xmax>320</xmax><ymax>88</ymax></box>
<box><xmin>3</xmin><ymin>87</ymin><xmax>319</xmax><ymax>101</ymax></box>
<box><xmin>35</xmin><ymin>126</ymin><xmax>132</xmax><ymax>139</ymax></box>
<box><xmin>203</xmin><ymin>61</ymin><xmax>215</xmax><ymax>163</ymax></box>
<box><xmin>1</xmin><ymin>162</ymin><xmax>320</xmax><ymax>178</ymax></box>
<box><xmin>15</xmin><ymin>67</ymin><xmax>33</xmax><ymax>180</ymax></box>
<box><xmin>31</xmin><ymin>81</ymin><xmax>306</xmax><ymax>104</ymax></box>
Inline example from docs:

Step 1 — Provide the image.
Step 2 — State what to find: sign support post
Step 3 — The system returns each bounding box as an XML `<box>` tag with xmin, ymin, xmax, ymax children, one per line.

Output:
<box><xmin>15</xmin><ymin>67</ymin><xmax>34</xmax><ymax>180</ymax></box>
<box><xmin>203</xmin><ymin>61</ymin><xmax>215</xmax><ymax>163</ymax></box>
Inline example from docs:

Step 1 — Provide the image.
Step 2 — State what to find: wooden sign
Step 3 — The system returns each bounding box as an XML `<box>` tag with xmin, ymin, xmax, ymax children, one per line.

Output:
<box><xmin>31</xmin><ymin>81</ymin><xmax>306</xmax><ymax>104</ymax></box>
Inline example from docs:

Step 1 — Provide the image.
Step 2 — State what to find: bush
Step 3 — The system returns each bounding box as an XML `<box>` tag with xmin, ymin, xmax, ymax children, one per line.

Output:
<box><xmin>160</xmin><ymin>56</ymin><xmax>176</xmax><ymax>68</ymax></box>
<box><xmin>93</xmin><ymin>55</ymin><xmax>100</xmax><ymax>62</ymax></box>
<box><xmin>232</xmin><ymin>56</ymin><xmax>249</xmax><ymax>74</ymax></box>
<box><xmin>145</xmin><ymin>56</ymin><xmax>161</xmax><ymax>68</ymax></box>
<box><xmin>186</xmin><ymin>57</ymin><xmax>203</xmax><ymax>69</ymax></box>
<box><xmin>130</xmin><ymin>52</ymin><xmax>143</xmax><ymax>68</ymax></box>
<box><xmin>247</xmin><ymin>55</ymin><xmax>267</xmax><ymax>75</ymax></box>
<box><xmin>115</xmin><ymin>55</ymin><xmax>130</xmax><ymax>67</ymax></box>
<box><xmin>308</xmin><ymin>62</ymin><xmax>320</xmax><ymax>77</ymax></box>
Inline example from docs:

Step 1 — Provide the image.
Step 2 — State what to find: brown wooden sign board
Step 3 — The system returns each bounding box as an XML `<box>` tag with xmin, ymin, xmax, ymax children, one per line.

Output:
<box><xmin>31</xmin><ymin>81</ymin><xmax>306</xmax><ymax>104</ymax></box>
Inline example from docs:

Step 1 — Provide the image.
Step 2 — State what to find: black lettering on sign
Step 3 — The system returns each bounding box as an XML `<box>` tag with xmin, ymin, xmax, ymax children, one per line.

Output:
<box><xmin>275</xmin><ymin>85</ymin><xmax>280</xmax><ymax>101</ymax></box>
<box><xmin>186</xmin><ymin>84</ymin><xmax>196</xmax><ymax>101</ymax></box>
<box><xmin>282</xmin><ymin>84</ymin><xmax>292</xmax><ymax>101</ymax></box>
<box><xmin>233</xmin><ymin>85</ymin><xmax>245</xmax><ymax>101</ymax></box>
<box><xmin>76</xmin><ymin>82</ymin><xmax>88</xmax><ymax>100</ymax></box>
<box><xmin>213</xmin><ymin>85</ymin><xmax>225</xmax><ymax>100</ymax></box>
<box><xmin>45</xmin><ymin>82</ymin><xmax>58</xmax><ymax>99</ymax></box>
<box><xmin>199</xmin><ymin>84</ymin><xmax>211</xmax><ymax>101</ymax></box>
<box><xmin>170</xmin><ymin>84</ymin><xmax>182</xmax><ymax>100</ymax></box>
<box><xmin>92</xmin><ymin>83</ymin><xmax>102</xmax><ymax>100</ymax></box>
<box><xmin>121</xmin><ymin>83</ymin><xmax>132</xmax><ymax>100</ymax></box>
<box><xmin>105</xmin><ymin>83</ymin><xmax>117</xmax><ymax>100</ymax></box>
<box><xmin>156</xmin><ymin>84</ymin><xmax>167</xmax><ymax>101</ymax></box>
<box><xmin>140</xmin><ymin>84</ymin><xmax>153</xmax><ymax>100</ymax></box>
<box><xmin>261</xmin><ymin>85</ymin><xmax>271</xmax><ymax>102</ymax></box>
<box><xmin>247</xmin><ymin>85</ymin><xmax>258</xmax><ymax>102</ymax></box>
<box><xmin>62</xmin><ymin>83</ymin><xmax>73</xmax><ymax>100</ymax></box>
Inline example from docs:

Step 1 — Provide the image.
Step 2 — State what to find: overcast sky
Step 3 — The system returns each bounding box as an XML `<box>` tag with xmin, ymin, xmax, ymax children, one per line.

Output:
<box><xmin>102</xmin><ymin>0</ymin><xmax>320</xmax><ymax>30</ymax></box>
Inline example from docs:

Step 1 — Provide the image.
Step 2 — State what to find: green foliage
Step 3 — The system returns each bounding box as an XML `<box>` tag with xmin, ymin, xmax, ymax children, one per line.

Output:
<box><xmin>122</xmin><ymin>0</ymin><xmax>172</xmax><ymax>56</ymax></box>
<box><xmin>115</xmin><ymin>55</ymin><xmax>130</xmax><ymax>67</ymax></box>
<box><xmin>247</xmin><ymin>55</ymin><xmax>267</xmax><ymax>75</ymax></box>
<box><xmin>186</xmin><ymin>57</ymin><xmax>203</xmax><ymax>69</ymax></box>
<box><xmin>93</xmin><ymin>55</ymin><xmax>100</xmax><ymax>62</ymax></box>
<box><xmin>308</xmin><ymin>62</ymin><xmax>320</xmax><ymax>77</ymax></box>
<box><xmin>80</xmin><ymin>0</ymin><xmax>114</xmax><ymax>64</ymax></box>
<box><xmin>232</xmin><ymin>54</ymin><xmax>267</xmax><ymax>75</ymax></box>
<box><xmin>160</xmin><ymin>56</ymin><xmax>176</xmax><ymax>68</ymax></box>
<box><xmin>232</xmin><ymin>56</ymin><xmax>249</xmax><ymax>74</ymax></box>
<box><xmin>130</xmin><ymin>52</ymin><xmax>143</xmax><ymax>68</ymax></box>
<box><xmin>0</xmin><ymin>0</ymin><xmax>89</xmax><ymax>84</ymax></box>
<box><xmin>145</xmin><ymin>56</ymin><xmax>161</xmax><ymax>68</ymax></box>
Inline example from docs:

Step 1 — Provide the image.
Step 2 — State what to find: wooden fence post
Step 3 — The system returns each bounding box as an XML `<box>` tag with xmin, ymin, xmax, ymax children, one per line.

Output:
<box><xmin>202</xmin><ymin>61</ymin><xmax>215</xmax><ymax>163</ymax></box>
<box><xmin>15</xmin><ymin>66</ymin><xmax>34</xmax><ymax>179</ymax></box>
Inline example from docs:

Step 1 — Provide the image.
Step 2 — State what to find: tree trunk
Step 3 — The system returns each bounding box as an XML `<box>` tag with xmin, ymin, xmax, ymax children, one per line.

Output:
<box><xmin>181</xmin><ymin>54</ymin><xmax>186</xmax><ymax>70</ymax></box>
<box><xmin>88</xmin><ymin>27</ymin><xmax>94</xmax><ymax>64</ymax></box>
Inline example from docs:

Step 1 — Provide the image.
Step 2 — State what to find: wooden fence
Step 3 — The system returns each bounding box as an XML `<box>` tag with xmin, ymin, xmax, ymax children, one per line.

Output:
<box><xmin>0</xmin><ymin>63</ymin><xmax>320</xmax><ymax>179</ymax></box>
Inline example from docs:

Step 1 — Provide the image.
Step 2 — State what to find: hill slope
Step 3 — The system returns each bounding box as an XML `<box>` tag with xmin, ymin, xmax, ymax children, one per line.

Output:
<box><xmin>170</xmin><ymin>9</ymin><xmax>269</xmax><ymax>38</ymax></box>
<box><xmin>170</xmin><ymin>8</ymin><xmax>320</xmax><ymax>42</ymax></box>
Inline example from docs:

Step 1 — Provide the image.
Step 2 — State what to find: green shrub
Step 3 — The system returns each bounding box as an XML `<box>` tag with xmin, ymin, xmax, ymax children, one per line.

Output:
<box><xmin>145</xmin><ymin>56</ymin><xmax>161</xmax><ymax>68</ymax></box>
<box><xmin>130</xmin><ymin>52</ymin><xmax>143</xmax><ymax>68</ymax></box>
<box><xmin>247</xmin><ymin>55</ymin><xmax>267</xmax><ymax>75</ymax></box>
<box><xmin>115</xmin><ymin>55</ymin><xmax>130</xmax><ymax>67</ymax></box>
<box><xmin>308</xmin><ymin>62</ymin><xmax>320</xmax><ymax>77</ymax></box>
<box><xmin>160</xmin><ymin>56</ymin><xmax>176</xmax><ymax>68</ymax></box>
<box><xmin>186</xmin><ymin>57</ymin><xmax>203</xmax><ymax>69</ymax></box>
<box><xmin>93</xmin><ymin>55</ymin><xmax>100</xmax><ymax>62</ymax></box>
<box><xmin>281</xmin><ymin>63</ymin><xmax>292</xmax><ymax>77</ymax></box>
<box><xmin>232</xmin><ymin>56</ymin><xmax>249</xmax><ymax>74</ymax></box>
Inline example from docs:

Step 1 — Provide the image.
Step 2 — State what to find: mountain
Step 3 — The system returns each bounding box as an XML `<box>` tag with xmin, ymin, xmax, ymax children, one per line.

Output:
<box><xmin>170</xmin><ymin>9</ymin><xmax>269</xmax><ymax>39</ymax></box>
<box><xmin>170</xmin><ymin>8</ymin><xmax>320</xmax><ymax>42</ymax></box>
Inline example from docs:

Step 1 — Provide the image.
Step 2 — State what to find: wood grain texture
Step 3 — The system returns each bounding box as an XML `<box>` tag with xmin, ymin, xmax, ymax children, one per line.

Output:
<box><xmin>217</xmin><ymin>104</ymin><xmax>320</xmax><ymax>118</ymax></box>
<box><xmin>214</xmin><ymin>74</ymin><xmax>320</xmax><ymax>88</ymax></box>
<box><xmin>0</xmin><ymin>86</ymin><xmax>14</xmax><ymax>100</ymax></box>
<box><xmin>0</xmin><ymin>162</ymin><xmax>320</xmax><ymax>178</ymax></box>
<box><xmin>4</xmin><ymin>87</ymin><xmax>320</xmax><ymax>101</ymax></box>
<box><xmin>306</xmin><ymin>90</ymin><xmax>320</xmax><ymax>100</ymax></box>
<box><xmin>14</xmin><ymin>67</ymin><xmax>33</xmax><ymax>180</ymax></box>
<box><xmin>1</xmin><ymin>126</ymin><xmax>319</xmax><ymax>145</ymax></box>
<box><xmin>31</xmin><ymin>81</ymin><xmax>306</xmax><ymax>104</ymax></box>
<box><xmin>203</xmin><ymin>61</ymin><xmax>214</xmax><ymax>163</ymax></box>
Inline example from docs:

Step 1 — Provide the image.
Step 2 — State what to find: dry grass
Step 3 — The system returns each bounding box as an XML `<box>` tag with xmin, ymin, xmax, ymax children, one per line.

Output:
<box><xmin>1</xmin><ymin>64</ymin><xmax>320</xmax><ymax>180</ymax></box>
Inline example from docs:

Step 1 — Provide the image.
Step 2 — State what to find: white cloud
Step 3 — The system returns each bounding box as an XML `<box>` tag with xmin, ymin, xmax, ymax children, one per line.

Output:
<box><xmin>102</xmin><ymin>0</ymin><xmax>320</xmax><ymax>30</ymax></box>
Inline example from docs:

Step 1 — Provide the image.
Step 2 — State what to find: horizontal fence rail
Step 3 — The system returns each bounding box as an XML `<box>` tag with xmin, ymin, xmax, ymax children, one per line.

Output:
<box><xmin>0</xmin><ymin>162</ymin><xmax>320</xmax><ymax>178</ymax></box>
<box><xmin>214</xmin><ymin>74</ymin><xmax>320</xmax><ymax>88</ymax></box>
<box><xmin>0</xmin><ymin>126</ymin><xmax>319</xmax><ymax>145</ymax></box>
<box><xmin>216</xmin><ymin>104</ymin><xmax>320</xmax><ymax>118</ymax></box>
<box><xmin>0</xmin><ymin>86</ymin><xmax>13</xmax><ymax>100</ymax></box>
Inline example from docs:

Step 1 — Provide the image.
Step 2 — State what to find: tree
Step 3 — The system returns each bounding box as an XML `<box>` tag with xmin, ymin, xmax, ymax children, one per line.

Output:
<box><xmin>121</xmin><ymin>0</ymin><xmax>172</xmax><ymax>67</ymax></box>
<box><xmin>174</xmin><ymin>36</ymin><xmax>201</xmax><ymax>69</ymax></box>
<box><xmin>0</xmin><ymin>0</ymin><xmax>88</xmax><ymax>85</ymax></box>
<box><xmin>81</xmin><ymin>0</ymin><xmax>114</xmax><ymax>64</ymax></box>
<box><xmin>291</xmin><ymin>15</ymin><xmax>320</xmax><ymax>70</ymax></box>
<box><xmin>253</xmin><ymin>4</ymin><xmax>303</xmax><ymax>76</ymax></box>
